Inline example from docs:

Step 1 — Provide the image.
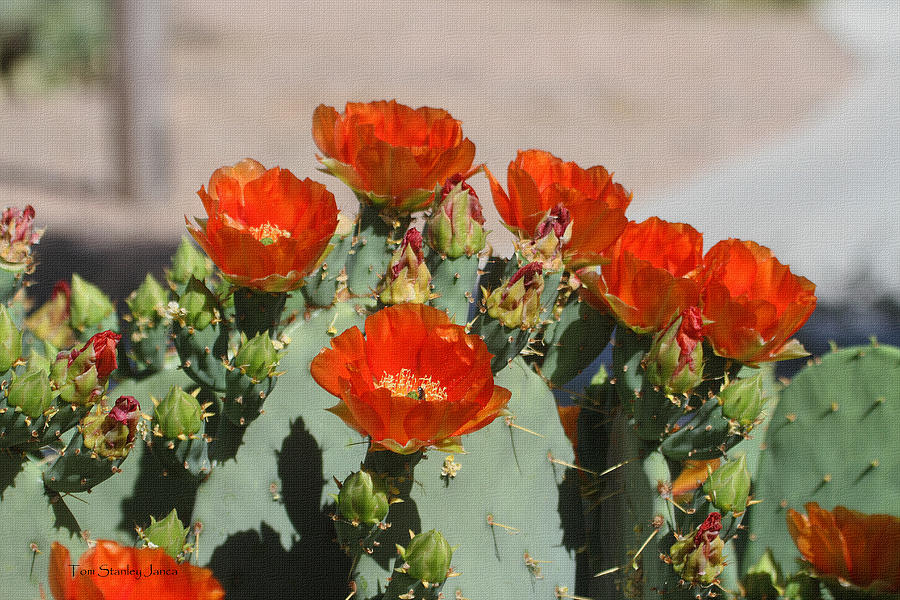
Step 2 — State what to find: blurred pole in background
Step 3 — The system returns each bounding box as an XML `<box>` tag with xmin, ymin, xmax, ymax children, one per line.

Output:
<box><xmin>112</xmin><ymin>0</ymin><xmax>168</xmax><ymax>201</ymax></box>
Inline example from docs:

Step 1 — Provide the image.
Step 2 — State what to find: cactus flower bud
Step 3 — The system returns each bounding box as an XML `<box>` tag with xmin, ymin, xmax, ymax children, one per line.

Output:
<box><xmin>169</xmin><ymin>237</ymin><xmax>212</xmax><ymax>286</ymax></box>
<box><xmin>520</xmin><ymin>204</ymin><xmax>572</xmax><ymax>270</ymax></box>
<box><xmin>424</xmin><ymin>174</ymin><xmax>487</xmax><ymax>258</ymax></box>
<box><xmin>400</xmin><ymin>530</ymin><xmax>453</xmax><ymax>584</ymax></box>
<box><xmin>0</xmin><ymin>304</ymin><xmax>22</xmax><ymax>373</ymax></box>
<box><xmin>486</xmin><ymin>262</ymin><xmax>544</xmax><ymax>329</ymax></box>
<box><xmin>25</xmin><ymin>281</ymin><xmax>75</xmax><ymax>348</ymax></box>
<box><xmin>233</xmin><ymin>333</ymin><xmax>280</xmax><ymax>381</ymax></box>
<box><xmin>646</xmin><ymin>306</ymin><xmax>705</xmax><ymax>395</ymax></box>
<box><xmin>719</xmin><ymin>373</ymin><xmax>768</xmax><ymax>429</ymax></box>
<box><xmin>7</xmin><ymin>367</ymin><xmax>54</xmax><ymax>419</ymax></box>
<box><xmin>69</xmin><ymin>274</ymin><xmax>115</xmax><ymax>332</ymax></box>
<box><xmin>670</xmin><ymin>512</ymin><xmax>726</xmax><ymax>586</ymax></box>
<box><xmin>127</xmin><ymin>273</ymin><xmax>169</xmax><ymax>321</ymax></box>
<box><xmin>179</xmin><ymin>277</ymin><xmax>218</xmax><ymax>330</ymax></box>
<box><xmin>82</xmin><ymin>395</ymin><xmax>140</xmax><ymax>459</ymax></box>
<box><xmin>58</xmin><ymin>330</ymin><xmax>121</xmax><ymax>406</ymax></box>
<box><xmin>0</xmin><ymin>205</ymin><xmax>42</xmax><ymax>266</ymax></box>
<box><xmin>337</xmin><ymin>471</ymin><xmax>389</xmax><ymax>526</ymax></box>
<box><xmin>703</xmin><ymin>453</ymin><xmax>750</xmax><ymax>513</ymax></box>
<box><xmin>141</xmin><ymin>508</ymin><xmax>190</xmax><ymax>559</ymax></box>
<box><xmin>379</xmin><ymin>228</ymin><xmax>432</xmax><ymax>305</ymax></box>
<box><xmin>154</xmin><ymin>386</ymin><xmax>203</xmax><ymax>438</ymax></box>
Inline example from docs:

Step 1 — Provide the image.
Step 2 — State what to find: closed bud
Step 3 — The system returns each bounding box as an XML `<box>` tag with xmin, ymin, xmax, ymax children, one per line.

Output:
<box><xmin>719</xmin><ymin>373</ymin><xmax>768</xmax><ymax>428</ymax></box>
<box><xmin>7</xmin><ymin>368</ymin><xmax>54</xmax><ymax>418</ymax></box>
<box><xmin>154</xmin><ymin>386</ymin><xmax>203</xmax><ymax>438</ymax></box>
<box><xmin>69</xmin><ymin>274</ymin><xmax>115</xmax><ymax>332</ymax></box>
<box><xmin>337</xmin><ymin>471</ymin><xmax>389</xmax><ymax>526</ymax></box>
<box><xmin>82</xmin><ymin>395</ymin><xmax>140</xmax><ymax>459</ymax></box>
<box><xmin>0</xmin><ymin>304</ymin><xmax>22</xmax><ymax>373</ymax></box>
<box><xmin>703</xmin><ymin>453</ymin><xmax>750</xmax><ymax>513</ymax></box>
<box><xmin>24</xmin><ymin>281</ymin><xmax>74</xmax><ymax>348</ymax></box>
<box><xmin>127</xmin><ymin>273</ymin><xmax>169</xmax><ymax>321</ymax></box>
<box><xmin>646</xmin><ymin>306</ymin><xmax>704</xmax><ymax>395</ymax></box>
<box><xmin>486</xmin><ymin>262</ymin><xmax>544</xmax><ymax>329</ymax></box>
<box><xmin>233</xmin><ymin>333</ymin><xmax>280</xmax><ymax>381</ymax></box>
<box><xmin>424</xmin><ymin>175</ymin><xmax>487</xmax><ymax>258</ymax></box>
<box><xmin>400</xmin><ymin>530</ymin><xmax>453</xmax><ymax>584</ymax></box>
<box><xmin>379</xmin><ymin>229</ymin><xmax>432</xmax><ymax>305</ymax></box>
<box><xmin>169</xmin><ymin>237</ymin><xmax>212</xmax><ymax>285</ymax></box>
<box><xmin>179</xmin><ymin>277</ymin><xmax>218</xmax><ymax>331</ymax></box>
<box><xmin>141</xmin><ymin>509</ymin><xmax>190</xmax><ymax>559</ymax></box>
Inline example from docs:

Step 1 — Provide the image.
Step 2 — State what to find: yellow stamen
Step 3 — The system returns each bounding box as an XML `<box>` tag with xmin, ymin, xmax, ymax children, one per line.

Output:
<box><xmin>378</xmin><ymin>368</ymin><xmax>447</xmax><ymax>403</ymax></box>
<box><xmin>249</xmin><ymin>222</ymin><xmax>291</xmax><ymax>245</ymax></box>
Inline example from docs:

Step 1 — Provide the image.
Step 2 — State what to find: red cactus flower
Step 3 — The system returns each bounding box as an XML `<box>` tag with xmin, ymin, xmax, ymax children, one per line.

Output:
<box><xmin>187</xmin><ymin>158</ymin><xmax>339</xmax><ymax>292</ymax></box>
<box><xmin>311</xmin><ymin>303</ymin><xmax>510</xmax><ymax>454</ymax></box>
<box><xmin>578</xmin><ymin>217</ymin><xmax>703</xmax><ymax>333</ymax></box>
<box><xmin>699</xmin><ymin>239</ymin><xmax>816</xmax><ymax>364</ymax></box>
<box><xmin>68</xmin><ymin>330</ymin><xmax>121</xmax><ymax>382</ymax></box>
<box><xmin>787</xmin><ymin>502</ymin><xmax>900</xmax><ymax>593</ymax></box>
<box><xmin>313</xmin><ymin>100</ymin><xmax>476</xmax><ymax>213</ymax></box>
<box><xmin>49</xmin><ymin>540</ymin><xmax>224</xmax><ymax>600</ymax></box>
<box><xmin>485</xmin><ymin>150</ymin><xmax>630</xmax><ymax>270</ymax></box>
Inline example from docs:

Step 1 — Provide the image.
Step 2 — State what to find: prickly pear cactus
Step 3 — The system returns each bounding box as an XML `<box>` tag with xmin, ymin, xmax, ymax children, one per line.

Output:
<box><xmin>744</xmin><ymin>342</ymin><xmax>900</xmax><ymax>574</ymax></box>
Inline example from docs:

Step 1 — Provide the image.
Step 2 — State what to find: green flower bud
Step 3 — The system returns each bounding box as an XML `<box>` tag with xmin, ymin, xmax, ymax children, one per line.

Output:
<box><xmin>379</xmin><ymin>229</ymin><xmax>432</xmax><ymax>305</ymax></box>
<box><xmin>24</xmin><ymin>281</ymin><xmax>74</xmax><ymax>348</ymax></box>
<box><xmin>338</xmin><ymin>471</ymin><xmax>389</xmax><ymax>526</ymax></box>
<box><xmin>719</xmin><ymin>373</ymin><xmax>768</xmax><ymax>428</ymax></box>
<box><xmin>233</xmin><ymin>333</ymin><xmax>280</xmax><ymax>381</ymax></box>
<box><xmin>0</xmin><ymin>304</ymin><xmax>22</xmax><ymax>373</ymax></box>
<box><xmin>69</xmin><ymin>274</ymin><xmax>115</xmax><ymax>332</ymax></box>
<box><xmin>178</xmin><ymin>277</ymin><xmax>218</xmax><ymax>331</ymax></box>
<box><xmin>646</xmin><ymin>307</ymin><xmax>704</xmax><ymax>395</ymax></box>
<box><xmin>400</xmin><ymin>530</ymin><xmax>453</xmax><ymax>584</ymax></box>
<box><xmin>142</xmin><ymin>508</ymin><xmax>190</xmax><ymax>559</ymax></box>
<box><xmin>424</xmin><ymin>176</ymin><xmax>487</xmax><ymax>258</ymax></box>
<box><xmin>153</xmin><ymin>386</ymin><xmax>203</xmax><ymax>438</ymax></box>
<box><xmin>81</xmin><ymin>395</ymin><xmax>140</xmax><ymax>459</ymax></box>
<box><xmin>7</xmin><ymin>368</ymin><xmax>54</xmax><ymax>418</ymax></box>
<box><xmin>169</xmin><ymin>237</ymin><xmax>211</xmax><ymax>285</ymax></box>
<box><xmin>485</xmin><ymin>262</ymin><xmax>544</xmax><ymax>329</ymax></box>
<box><xmin>703</xmin><ymin>453</ymin><xmax>750</xmax><ymax>513</ymax></box>
<box><xmin>127</xmin><ymin>273</ymin><xmax>169</xmax><ymax>321</ymax></box>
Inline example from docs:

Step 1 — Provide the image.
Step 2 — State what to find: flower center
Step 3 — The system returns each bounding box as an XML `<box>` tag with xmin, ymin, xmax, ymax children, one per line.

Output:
<box><xmin>249</xmin><ymin>222</ymin><xmax>291</xmax><ymax>246</ymax></box>
<box><xmin>378</xmin><ymin>368</ymin><xmax>447</xmax><ymax>402</ymax></box>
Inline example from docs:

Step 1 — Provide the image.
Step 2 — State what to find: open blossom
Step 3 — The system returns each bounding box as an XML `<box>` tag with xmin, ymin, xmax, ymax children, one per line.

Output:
<box><xmin>699</xmin><ymin>239</ymin><xmax>816</xmax><ymax>364</ymax></box>
<box><xmin>578</xmin><ymin>217</ymin><xmax>703</xmax><ymax>333</ymax></box>
<box><xmin>49</xmin><ymin>540</ymin><xmax>224</xmax><ymax>600</ymax></box>
<box><xmin>313</xmin><ymin>100</ymin><xmax>476</xmax><ymax>213</ymax></box>
<box><xmin>485</xmin><ymin>150</ymin><xmax>630</xmax><ymax>270</ymax></box>
<box><xmin>311</xmin><ymin>303</ymin><xmax>510</xmax><ymax>454</ymax></box>
<box><xmin>787</xmin><ymin>502</ymin><xmax>900</xmax><ymax>593</ymax></box>
<box><xmin>187</xmin><ymin>158</ymin><xmax>339</xmax><ymax>292</ymax></box>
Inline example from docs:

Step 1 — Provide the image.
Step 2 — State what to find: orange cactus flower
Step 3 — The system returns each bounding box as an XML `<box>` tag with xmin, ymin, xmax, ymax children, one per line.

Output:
<box><xmin>187</xmin><ymin>158</ymin><xmax>339</xmax><ymax>292</ymax></box>
<box><xmin>578</xmin><ymin>217</ymin><xmax>703</xmax><ymax>333</ymax></box>
<box><xmin>48</xmin><ymin>540</ymin><xmax>225</xmax><ymax>600</ymax></box>
<box><xmin>313</xmin><ymin>100</ymin><xmax>476</xmax><ymax>213</ymax></box>
<box><xmin>485</xmin><ymin>150</ymin><xmax>630</xmax><ymax>270</ymax></box>
<box><xmin>787</xmin><ymin>502</ymin><xmax>900</xmax><ymax>593</ymax></box>
<box><xmin>670</xmin><ymin>458</ymin><xmax>721</xmax><ymax>501</ymax></box>
<box><xmin>311</xmin><ymin>303</ymin><xmax>510</xmax><ymax>454</ymax></box>
<box><xmin>699</xmin><ymin>239</ymin><xmax>816</xmax><ymax>364</ymax></box>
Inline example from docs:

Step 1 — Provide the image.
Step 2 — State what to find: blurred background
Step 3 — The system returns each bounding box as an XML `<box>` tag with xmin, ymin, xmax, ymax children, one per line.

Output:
<box><xmin>1</xmin><ymin>0</ymin><xmax>898</xmax><ymax>369</ymax></box>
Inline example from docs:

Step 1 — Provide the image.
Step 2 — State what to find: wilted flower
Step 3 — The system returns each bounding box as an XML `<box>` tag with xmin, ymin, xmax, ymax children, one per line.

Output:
<box><xmin>485</xmin><ymin>262</ymin><xmax>545</xmax><ymax>330</ymax></box>
<box><xmin>787</xmin><ymin>502</ymin><xmax>900</xmax><ymax>593</ymax></box>
<box><xmin>699</xmin><ymin>239</ymin><xmax>816</xmax><ymax>364</ymax></box>
<box><xmin>81</xmin><ymin>395</ymin><xmax>140</xmax><ymax>459</ymax></box>
<box><xmin>313</xmin><ymin>100</ymin><xmax>476</xmax><ymax>213</ymax></box>
<box><xmin>579</xmin><ymin>217</ymin><xmax>703</xmax><ymax>333</ymax></box>
<box><xmin>187</xmin><ymin>158</ymin><xmax>339</xmax><ymax>292</ymax></box>
<box><xmin>379</xmin><ymin>228</ymin><xmax>432</xmax><ymax>305</ymax></box>
<box><xmin>311</xmin><ymin>303</ymin><xmax>510</xmax><ymax>453</ymax></box>
<box><xmin>485</xmin><ymin>150</ymin><xmax>630</xmax><ymax>270</ymax></box>
<box><xmin>49</xmin><ymin>539</ymin><xmax>224</xmax><ymax>600</ymax></box>
<box><xmin>0</xmin><ymin>205</ymin><xmax>42</xmax><ymax>265</ymax></box>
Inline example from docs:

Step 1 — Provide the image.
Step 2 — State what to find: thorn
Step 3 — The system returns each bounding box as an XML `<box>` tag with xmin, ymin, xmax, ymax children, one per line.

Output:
<box><xmin>665</xmin><ymin>496</ymin><xmax>695</xmax><ymax>515</ymax></box>
<box><xmin>486</xmin><ymin>514</ymin><xmax>519</xmax><ymax>534</ymax></box>
<box><xmin>631</xmin><ymin>527</ymin><xmax>660</xmax><ymax>570</ymax></box>
<box><xmin>505</xmin><ymin>416</ymin><xmax>544</xmax><ymax>437</ymax></box>
<box><xmin>547</xmin><ymin>452</ymin><xmax>596</xmax><ymax>475</ymax></box>
<box><xmin>596</xmin><ymin>457</ymin><xmax>635</xmax><ymax>479</ymax></box>
<box><xmin>593</xmin><ymin>566</ymin><xmax>621</xmax><ymax>578</ymax></box>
